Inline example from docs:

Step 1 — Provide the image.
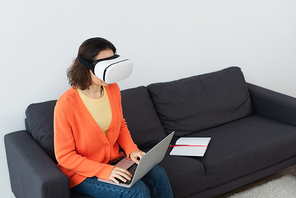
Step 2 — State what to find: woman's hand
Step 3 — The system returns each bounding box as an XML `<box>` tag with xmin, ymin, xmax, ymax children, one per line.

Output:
<box><xmin>130</xmin><ymin>150</ymin><xmax>146</xmax><ymax>164</ymax></box>
<box><xmin>109</xmin><ymin>166</ymin><xmax>132</xmax><ymax>184</ymax></box>
<box><xmin>107</xmin><ymin>150</ymin><xmax>145</xmax><ymax>184</ymax></box>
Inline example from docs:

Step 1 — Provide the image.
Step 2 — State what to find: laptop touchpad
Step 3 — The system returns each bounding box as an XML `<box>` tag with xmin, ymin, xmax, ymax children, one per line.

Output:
<box><xmin>115</xmin><ymin>157</ymin><xmax>135</xmax><ymax>169</ymax></box>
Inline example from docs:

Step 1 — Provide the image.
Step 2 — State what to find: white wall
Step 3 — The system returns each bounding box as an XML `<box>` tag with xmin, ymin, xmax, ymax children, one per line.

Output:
<box><xmin>1</xmin><ymin>0</ymin><xmax>295</xmax><ymax>197</ymax></box>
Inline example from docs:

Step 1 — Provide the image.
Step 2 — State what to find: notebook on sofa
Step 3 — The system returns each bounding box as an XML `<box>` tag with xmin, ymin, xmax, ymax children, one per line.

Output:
<box><xmin>169</xmin><ymin>137</ymin><xmax>211</xmax><ymax>156</ymax></box>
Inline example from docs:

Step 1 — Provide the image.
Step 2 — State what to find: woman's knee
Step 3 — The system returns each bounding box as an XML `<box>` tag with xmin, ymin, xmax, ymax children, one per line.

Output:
<box><xmin>149</xmin><ymin>165</ymin><xmax>167</xmax><ymax>178</ymax></box>
<box><xmin>127</xmin><ymin>180</ymin><xmax>150</xmax><ymax>198</ymax></box>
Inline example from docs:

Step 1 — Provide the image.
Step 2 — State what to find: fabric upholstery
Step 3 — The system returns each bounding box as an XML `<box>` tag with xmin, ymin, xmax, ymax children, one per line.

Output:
<box><xmin>194</xmin><ymin>115</ymin><xmax>296</xmax><ymax>188</ymax></box>
<box><xmin>25</xmin><ymin>100</ymin><xmax>57</xmax><ymax>162</ymax></box>
<box><xmin>147</xmin><ymin>67</ymin><xmax>253</xmax><ymax>137</ymax></box>
<box><xmin>4</xmin><ymin>131</ymin><xmax>70</xmax><ymax>198</ymax></box>
<box><xmin>159</xmin><ymin>154</ymin><xmax>207</xmax><ymax>198</ymax></box>
<box><xmin>248</xmin><ymin>83</ymin><xmax>296</xmax><ymax>127</ymax></box>
<box><xmin>121</xmin><ymin>86</ymin><xmax>166</xmax><ymax>149</ymax></box>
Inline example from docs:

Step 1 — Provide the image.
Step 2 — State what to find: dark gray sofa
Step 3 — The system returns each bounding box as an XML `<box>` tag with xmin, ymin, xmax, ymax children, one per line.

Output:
<box><xmin>5</xmin><ymin>67</ymin><xmax>296</xmax><ymax>198</ymax></box>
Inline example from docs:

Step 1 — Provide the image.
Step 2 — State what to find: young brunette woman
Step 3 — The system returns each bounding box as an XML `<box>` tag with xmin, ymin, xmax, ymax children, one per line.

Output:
<box><xmin>54</xmin><ymin>37</ymin><xmax>173</xmax><ymax>198</ymax></box>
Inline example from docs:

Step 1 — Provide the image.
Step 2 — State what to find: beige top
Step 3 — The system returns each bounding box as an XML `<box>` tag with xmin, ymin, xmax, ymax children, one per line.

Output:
<box><xmin>77</xmin><ymin>86</ymin><xmax>112</xmax><ymax>136</ymax></box>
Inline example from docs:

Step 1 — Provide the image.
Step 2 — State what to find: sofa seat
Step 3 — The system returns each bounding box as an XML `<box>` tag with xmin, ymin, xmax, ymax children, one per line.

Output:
<box><xmin>195</xmin><ymin>115</ymin><xmax>296</xmax><ymax>188</ymax></box>
<box><xmin>151</xmin><ymin>114</ymin><xmax>296</xmax><ymax>198</ymax></box>
<box><xmin>159</xmin><ymin>154</ymin><xmax>207</xmax><ymax>198</ymax></box>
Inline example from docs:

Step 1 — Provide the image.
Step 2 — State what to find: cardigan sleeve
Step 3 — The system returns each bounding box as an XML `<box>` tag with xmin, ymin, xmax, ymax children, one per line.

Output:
<box><xmin>54</xmin><ymin>102</ymin><xmax>114</xmax><ymax>180</ymax></box>
<box><xmin>112</xmin><ymin>84</ymin><xmax>139</xmax><ymax>157</ymax></box>
<box><xmin>117</xmin><ymin>116</ymin><xmax>139</xmax><ymax>158</ymax></box>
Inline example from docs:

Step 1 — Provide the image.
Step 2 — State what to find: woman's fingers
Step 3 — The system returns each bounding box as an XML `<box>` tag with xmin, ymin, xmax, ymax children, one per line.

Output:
<box><xmin>130</xmin><ymin>150</ymin><xmax>146</xmax><ymax>164</ymax></box>
<box><xmin>108</xmin><ymin>167</ymin><xmax>132</xmax><ymax>184</ymax></box>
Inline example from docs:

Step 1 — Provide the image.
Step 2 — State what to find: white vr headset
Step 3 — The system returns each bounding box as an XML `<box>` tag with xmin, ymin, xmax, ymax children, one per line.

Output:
<box><xmin>78</xmin><ymin>54</ymin><xmax>133</xmax><ymax>84</ymax></box>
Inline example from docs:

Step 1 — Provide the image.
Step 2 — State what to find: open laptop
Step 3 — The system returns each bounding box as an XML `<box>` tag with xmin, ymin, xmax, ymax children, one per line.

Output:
<box><xmin>97</xmin><ymin>131</ymin><xmax>174</xmax><ymax>188</ymax></box>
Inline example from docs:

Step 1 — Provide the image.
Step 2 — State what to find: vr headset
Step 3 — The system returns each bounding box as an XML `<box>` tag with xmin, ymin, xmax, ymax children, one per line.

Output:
<box><xmin>78</xmin><ymin>54</ymin><xmax>133</xmax><ymax>84</ymax></box>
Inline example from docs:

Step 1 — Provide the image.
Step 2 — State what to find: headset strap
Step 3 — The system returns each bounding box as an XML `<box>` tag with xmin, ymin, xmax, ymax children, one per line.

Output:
<box><xmin>77</xmin><ymin>55</ymin><xmax>95</xmax><ymax>74</ymax></box>
<box><xmin>78</xmin><ymin>54</ymin><xmax>120</xmax><ymax>75</ymax></box>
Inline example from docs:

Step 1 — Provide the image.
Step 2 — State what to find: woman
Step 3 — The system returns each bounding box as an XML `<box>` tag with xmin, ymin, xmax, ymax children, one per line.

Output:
<box><xmin>54</xmin><ymin>37</ymin><xmax>173</xmax><ymax>198</ymax></box>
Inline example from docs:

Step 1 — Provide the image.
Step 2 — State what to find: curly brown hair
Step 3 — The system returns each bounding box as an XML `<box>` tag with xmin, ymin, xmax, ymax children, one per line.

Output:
<box><xmin>67</xmin><ymin>37</ymin><xmax>116</xmax><ymax>90</ymax></box>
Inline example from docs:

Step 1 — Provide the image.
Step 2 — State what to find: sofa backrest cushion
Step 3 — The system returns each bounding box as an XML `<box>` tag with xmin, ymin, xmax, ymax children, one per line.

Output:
<box><xmin>25</xmin><ymin>100</ymin><xmax>57</xmax><ymax>162</ymax></box>
<box><xmin>121</xmin><ymin>86</ymin><xmax>166</xmax><ymax>149</ymax></box>
<box><xmin>147</xmin><ymin>67</ymin><xmax>253</xmax><ymax>137</ymax></box>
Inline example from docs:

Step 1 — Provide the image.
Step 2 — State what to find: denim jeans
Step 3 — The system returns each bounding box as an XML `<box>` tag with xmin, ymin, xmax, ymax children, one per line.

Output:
<box><xmin>71</xmin><ymin>165</ymin><xmax>173</xmax><ymax>198</ymax></box>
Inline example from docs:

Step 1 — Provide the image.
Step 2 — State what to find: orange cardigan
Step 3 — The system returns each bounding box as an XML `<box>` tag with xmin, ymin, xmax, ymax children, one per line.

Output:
<box><xmin>54</xmin><ymin>84</ymin><xmax>139</xmax><ymax>188</ymax></box>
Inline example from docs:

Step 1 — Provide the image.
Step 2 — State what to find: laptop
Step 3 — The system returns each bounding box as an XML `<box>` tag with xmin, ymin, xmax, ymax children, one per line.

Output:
<box><xmin>97</xmin><ymin>131</ymin><xmax>174</xmax><ymax>188</ymax></box>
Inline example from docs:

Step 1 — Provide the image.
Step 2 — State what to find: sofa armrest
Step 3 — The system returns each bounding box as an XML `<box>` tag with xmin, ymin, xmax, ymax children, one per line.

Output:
<box><xmin>4</xmin><ymin>130</ymin><xmax>71</xmax><ymax>198</ymax></box>
<box><xmin>247</xmin><ymin>83</ymin><xmax>296</xmax><ymax>126</ymax></box>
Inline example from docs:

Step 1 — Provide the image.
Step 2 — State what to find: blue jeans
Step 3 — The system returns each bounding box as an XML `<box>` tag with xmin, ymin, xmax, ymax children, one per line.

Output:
<box><xmin>71</xmin><ymin>165</ymin><xmax>173</xmax><ymax>198</ymax></box>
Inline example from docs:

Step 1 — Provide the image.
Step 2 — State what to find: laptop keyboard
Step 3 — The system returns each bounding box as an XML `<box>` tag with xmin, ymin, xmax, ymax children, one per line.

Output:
<box><xmin>117</xmin><ymin>163</ymin><xmax>138</xmax><ymax>185</ymax></box>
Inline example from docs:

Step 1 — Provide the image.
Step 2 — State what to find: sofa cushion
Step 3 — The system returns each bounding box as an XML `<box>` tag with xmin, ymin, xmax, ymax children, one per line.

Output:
<box><xmin>193</xmin><ymin>115</ymin><xmax>296</xmax><ymax>188</ymax></box>
<box><xmin>159</xmin><ymin>154</ymin><xmax>207</xmax><ymax>198</ymax></box>
<box><xmin>25</xmin><ymin>100</ymin><xmax>57</xmax><ymax>162</ymax></box>
<box><xmin>147</xmin><ymin>67</ymin><xmax>253</xmax><ymax>137</ymax></box>
<box><xmin>121</xmin><ymin>86</ymin><xmax>166</xmax><ymax>149</ymax></box>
